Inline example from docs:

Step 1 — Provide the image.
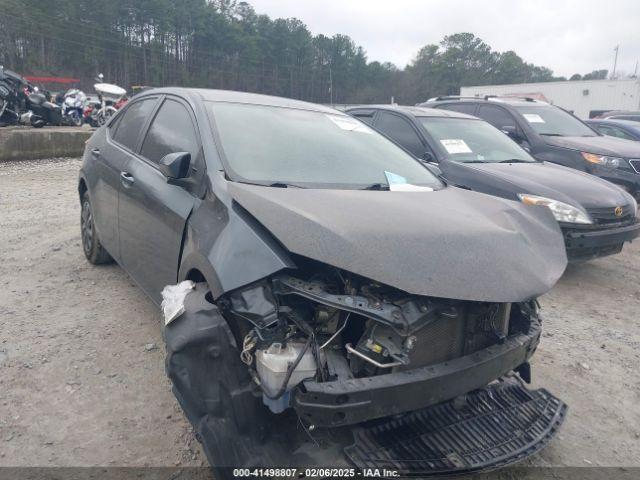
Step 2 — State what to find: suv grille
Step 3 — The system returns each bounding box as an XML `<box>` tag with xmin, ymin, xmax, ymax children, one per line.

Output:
<box><xmin>586</xmin><ymin>204</ymin><xmax>635</xmax><ymax>226</ymax></box>
<box><xmin>629</xmin><ymin>159</ymin><xmax>640</xmax><ymax>174</ymax></box>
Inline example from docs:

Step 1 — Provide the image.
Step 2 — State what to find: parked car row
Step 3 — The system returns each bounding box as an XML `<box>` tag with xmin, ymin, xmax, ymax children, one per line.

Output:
<box><xmin>78</xmin><ymin>88</ymin><xmax>638</xmax><ymax>476</ymax></box>
<box><xmin>347</xmin><ymin>101</ymin><xmax>640</xmax><ymax>261</ymax></box>
<box><xmin>417</xmin><ymin>96</ymin><xmax>640</xmax><ymax>198</ymax></box>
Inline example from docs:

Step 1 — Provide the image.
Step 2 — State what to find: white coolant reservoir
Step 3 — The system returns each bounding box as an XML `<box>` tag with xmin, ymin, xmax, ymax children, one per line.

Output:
<box><xmin>256</xmin><ymin>342</ymin><xmax>319</xmax><ymax>397</ymax></box>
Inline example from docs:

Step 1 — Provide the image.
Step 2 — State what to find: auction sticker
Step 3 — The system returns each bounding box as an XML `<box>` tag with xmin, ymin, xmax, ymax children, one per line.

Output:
<box><xmin>522</xmin><ymin>113</ymin><xmax>545</xmax><ymax>123</ymax></box>
<box><xmin>440</xmin><ymin>139</ymin><xmax>472</xmax><ymax>154</ymax></box>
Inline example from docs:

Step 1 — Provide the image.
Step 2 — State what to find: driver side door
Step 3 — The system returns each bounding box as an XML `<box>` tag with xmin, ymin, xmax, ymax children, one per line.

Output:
<box><xmin>118</xmin><ymin>96</ymin><xmax>203</xmax><ymax>304</ymax></box>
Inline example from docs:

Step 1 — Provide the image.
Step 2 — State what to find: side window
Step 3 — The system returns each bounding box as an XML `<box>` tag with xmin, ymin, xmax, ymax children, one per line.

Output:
<box><xmin>595</xmin><ymin>125</ymin><xmax>614</xmax><ymax>136</ymax></box>
<box><xmin>140</xmin><ymin>99</ymin><xmax>199</xmax><ymax>164</ymax></box>
<box><xmin>375</xmin><ymin>112</ymin><xmax>425</xmax><ymax>158</ymax></box>
<box><xmin>437</xmin><ymin>103</ymin><xmax>477</xmax><ymax>115</ymax></box>
<box><xmin>476</xmin><ymin>105</ymin><xmax>516</xmax><ymax>130</ymax></box>
<box><xmin>601</xmin><ymin>125</ymin><xmax>636</xmax><ymax>141</ymax></box>
<box><xmin>112</xmin><ymin>98</ymin><xmax>156</xmax><ymax>151</ymax></box>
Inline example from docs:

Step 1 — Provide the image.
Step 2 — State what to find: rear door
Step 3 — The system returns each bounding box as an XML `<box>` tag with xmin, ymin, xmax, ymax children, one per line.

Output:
<box><xmin>117</xmin><ymin>96</ymin><xmax>204</xmax><ymax>303</ymax></box>
<box><xmin>90</xmin><ymin>97</ymin><xmax>158</xmax><ymax>261</ymax></box>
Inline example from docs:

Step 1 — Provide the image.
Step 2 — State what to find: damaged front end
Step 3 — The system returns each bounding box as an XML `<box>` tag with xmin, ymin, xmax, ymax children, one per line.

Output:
<box><xmin>164</xmin><ymin>259</ymin><xmax>567</xmax><ymax>475</ymax></box>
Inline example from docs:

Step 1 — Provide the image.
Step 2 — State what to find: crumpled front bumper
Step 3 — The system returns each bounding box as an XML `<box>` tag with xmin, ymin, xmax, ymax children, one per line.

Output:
<box><xmin>294</xmin><ymin>319</ymin><xmax>541</xmax><ymax>427</ymax></box>
<box><xmin>164</xmin><ymin>287</ymin><xmax>565</xmax><ymax>476</ymax></box>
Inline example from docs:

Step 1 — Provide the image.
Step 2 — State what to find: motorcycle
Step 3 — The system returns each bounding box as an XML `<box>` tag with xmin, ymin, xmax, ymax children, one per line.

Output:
<box><xmin>89</xmin><ymin>73</ymin><xmax>126</xmax><ymax>127</ymax></box>
<box><xmin>0</xmin><ymin>66</ymin><xmax>29</xmax><ymax>126</ymax></box>
<box><xmin>61</xmin><ymin>88</ymin><xmax>87</xmax><ymax>126</ymax></box>
<box><xmin>22</xmin><ymin>86</ymin><xmax>63</xmax><ymax>128</ymax></box>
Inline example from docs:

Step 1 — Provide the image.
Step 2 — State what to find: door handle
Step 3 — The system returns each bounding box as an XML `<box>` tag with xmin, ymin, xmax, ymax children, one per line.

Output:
<box><xmin>90</xmin><ymin>148</ymin><xmax>100</xmax><ymax>158</ymax></box>
<box><xmin>120</xmin><ymin>171</ymin><xmax>135</xmax><ymax>187</ymax></box>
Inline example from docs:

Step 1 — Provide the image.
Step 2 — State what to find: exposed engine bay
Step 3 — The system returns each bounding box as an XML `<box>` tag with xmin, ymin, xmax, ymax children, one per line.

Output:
<box><xmin>163</xmin><ymin>262</ymin><xmax>564</xmax><ymax>474</ymax></box>
<box><xmin>216</xmin><ymin>259</ymin><xmax>536</xmax><ymax>419</ymax></box>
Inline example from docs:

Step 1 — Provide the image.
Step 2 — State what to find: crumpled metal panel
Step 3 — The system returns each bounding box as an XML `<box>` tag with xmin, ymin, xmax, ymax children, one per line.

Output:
<box><xmin>228</xmin><ymin>183</ymin><xmax>567</xmax><ymax>303</ymax></box>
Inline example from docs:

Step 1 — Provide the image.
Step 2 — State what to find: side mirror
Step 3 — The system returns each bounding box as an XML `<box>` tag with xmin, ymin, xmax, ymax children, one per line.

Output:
<box><xmin>159</xmin><ymin>152</ymin><xmax>191</xmax><ymax>180</ymax></box>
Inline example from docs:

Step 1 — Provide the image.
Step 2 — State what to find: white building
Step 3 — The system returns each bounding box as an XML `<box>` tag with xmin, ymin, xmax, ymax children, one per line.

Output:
<box><xmin>460</xmin><ymin>79</ymin><xmax>640</xmax><ymax>119</ymax></box>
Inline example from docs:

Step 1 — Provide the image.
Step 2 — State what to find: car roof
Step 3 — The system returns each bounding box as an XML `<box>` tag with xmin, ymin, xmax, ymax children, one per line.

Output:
<box><xmin>602</xmin><ymin>110</ymin><xmax>640</xmax><ymax>117</ymax></box>
<box><xmin>587</xmin><ymin>118</ymin><xmax>640</xmax><ymax>129</ymax></box>
<box><xmin>346</xmin><ymin>104</ymin><xmax>478</xmax><ymax>120</ymax></box>
<box><xmin>134</xmin><ymin>87</ymin><xmax>341</xmax><ymax>114</ymax></box>
<box><xmin>422</xmin><ymin>97</ymin><xmax>549</xmax><ymax>108</ymax></box>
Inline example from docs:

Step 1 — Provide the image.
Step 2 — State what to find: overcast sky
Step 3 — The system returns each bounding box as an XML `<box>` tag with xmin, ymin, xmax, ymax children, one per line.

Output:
<box><xmin>248</xmin><ymin>0</ymin><xmax>640</xmax><ymax>78</ymax></box>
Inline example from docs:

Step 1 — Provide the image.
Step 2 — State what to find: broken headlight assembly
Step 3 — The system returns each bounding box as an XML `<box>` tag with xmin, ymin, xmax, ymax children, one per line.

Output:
<box><xmin>518</xmin><ymin>193</ymin><xmax>592</xmax><ymax>224</ymax></box>
<box><xmin>581</xmin><ymin>152</ymin><xmax>622</xmax><ymax>168</ymax></box>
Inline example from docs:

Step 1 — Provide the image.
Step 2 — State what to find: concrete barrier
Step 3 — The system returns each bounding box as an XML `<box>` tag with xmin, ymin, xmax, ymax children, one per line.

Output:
<box><xmin>0</xmin><ymin>126</ymin><xmax>94</xmax><ymax>161</ymax></box>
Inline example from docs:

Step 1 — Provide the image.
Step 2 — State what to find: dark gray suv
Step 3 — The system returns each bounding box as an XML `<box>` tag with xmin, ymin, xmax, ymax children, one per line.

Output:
<box><xmin>421</xmin><ymin>96</ymin><xmax>640</xmax><ymax>199</ymax></box>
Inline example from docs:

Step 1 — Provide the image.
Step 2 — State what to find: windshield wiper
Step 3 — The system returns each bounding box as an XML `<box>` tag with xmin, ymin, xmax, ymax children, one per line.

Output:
<box><xmin>236</xmin><ymin>180</ymin><xmax>306</xmax><ymax>188</ymax></box>
<box><xmin>463</xmin><ymin>160</ymin><xmax>488</xmax><ymax>164</ymax></box>
<box><xmin>539</xmin><ymin>133</ymin><xmax>564</xmax><ymax>137</ymax></box>
<box><xmin>360</xmin><ymin>183</ymin><xmax>390</xmax><ymax>190</ymax></box>
<box><xmin>498</xmin><ymin>159</ymin><xmax>533</xmax><ymax>163</ymax></box>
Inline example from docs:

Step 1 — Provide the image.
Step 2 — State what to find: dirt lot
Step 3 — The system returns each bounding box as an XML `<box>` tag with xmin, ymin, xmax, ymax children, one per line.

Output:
<box><xmin>1</xmin><ymin>157</ymin><xmax>639</xmax><ymax>467</ymax></box>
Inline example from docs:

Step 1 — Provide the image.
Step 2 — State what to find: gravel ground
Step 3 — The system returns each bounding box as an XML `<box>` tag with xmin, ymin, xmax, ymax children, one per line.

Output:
<box><xmin>1</xmin><ymin>157</ymin><xmax>639</xmax><ymax>467</ymax></box>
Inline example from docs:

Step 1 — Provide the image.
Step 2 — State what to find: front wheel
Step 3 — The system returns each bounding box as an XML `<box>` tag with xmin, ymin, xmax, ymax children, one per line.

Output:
<box><xmin>69</xmin><ymin>110</ymin><xmax>83</xmax><ymax>127</ymax></box>
<box><xmin>80</xmin><ymin>191</ymin><xmax>113</xmax><ymax>264</ymax></box>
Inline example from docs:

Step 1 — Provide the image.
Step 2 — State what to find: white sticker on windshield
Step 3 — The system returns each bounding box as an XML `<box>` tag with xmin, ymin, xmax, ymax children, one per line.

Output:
<box><xmin>384</xmin><ymin>171</ymin><xmax>434</xmax><ymax>192</ymax></box>
<box><xmin>326</xmin><ymin>114</ymin><xmax>373</xmax><ymax>134</ymax></box>
<box><xmin>440</xmin><ymin>139</ymin><xmax>472</xmax><ymax>154</ymax></box>
<box><xmin>388</xmin><ymin>184</ymin><xmax>434</xmax><ymax>192</ymax></box>
<box><xmin>523</xmin><ymin>113</ymin><xmax>545</xmax><ymax>123</ymax></box>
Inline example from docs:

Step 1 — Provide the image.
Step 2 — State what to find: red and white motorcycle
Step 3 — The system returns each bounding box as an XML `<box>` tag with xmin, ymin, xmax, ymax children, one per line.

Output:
<box><xmin>88</xmin><ymin>73</ymin><xmax>126</xmax><ymax>127</ymax></box>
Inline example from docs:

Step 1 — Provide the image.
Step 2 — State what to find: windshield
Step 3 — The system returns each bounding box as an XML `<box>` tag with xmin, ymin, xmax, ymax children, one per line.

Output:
<box><xmin>209</xmin><ymin>102</ymin><xmax>442</xmax><ymax>189</ymax></box>
<box><xmin>419</xmin><ymin>117</ymin><xmax>536</xmax><ymax>163</ymax></box>
<box><xmin>514</xmin><ymin>105</ymin><xmax>597</xmax><ymax>137</ymax></box>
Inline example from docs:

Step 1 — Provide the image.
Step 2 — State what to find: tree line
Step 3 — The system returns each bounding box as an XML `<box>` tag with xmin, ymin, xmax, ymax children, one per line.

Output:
<box><xmin>0</xmin><ymin>0</ymin><xmax>603</xmax><ymax>104</ymax></box>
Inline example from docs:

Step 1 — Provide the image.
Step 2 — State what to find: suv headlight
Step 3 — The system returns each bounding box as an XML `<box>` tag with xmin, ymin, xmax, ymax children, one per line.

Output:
<box><xmin>581</xmin><ymin>152</ymin><xmax>621</xmax><ymax>168</ymax></box>
<box><xmin>518</xmin><ymin>194</ymin><xmax>592</xmax><ymax>224</ymax></box>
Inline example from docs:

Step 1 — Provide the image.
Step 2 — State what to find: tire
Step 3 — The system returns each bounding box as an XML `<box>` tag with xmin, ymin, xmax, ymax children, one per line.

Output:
<box><xmin>95</xmin><ymin>111</ymin><xmax>107</xmax><ymax>127</ymax></box>
<box><xmin>70</xmin><ymin>111</ymin><xmax>82</xmax><ymax>127</ymax></box>
<box><xmin>80</xmin><ymin>191</ymin><xmax>113</xmax><ymax>264</ymax></box>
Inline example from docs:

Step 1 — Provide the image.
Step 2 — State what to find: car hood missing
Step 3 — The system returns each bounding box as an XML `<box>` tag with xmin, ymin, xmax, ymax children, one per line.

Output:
<box><xmin>228</xmin><ymin>183</ymin><xmax>567</xmax><ymax>303</ymax></box>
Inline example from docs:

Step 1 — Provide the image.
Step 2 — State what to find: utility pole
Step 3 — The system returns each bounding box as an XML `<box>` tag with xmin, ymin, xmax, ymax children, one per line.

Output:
<box><xmin>329</xmin><ymin>66</ymin><xmax>333</xmax><ymax>105</ymax></box>
<box><xmin>612</xmin><ymin>45</ymin><xmax>619</xmax><ymax>79</ymax></box>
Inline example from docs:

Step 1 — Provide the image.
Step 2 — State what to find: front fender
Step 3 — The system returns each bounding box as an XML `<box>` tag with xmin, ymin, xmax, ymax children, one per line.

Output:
<box><xmin>178</xmin><ymin>192</ymin><xmax>295</xmax><ymax>299</ymax></box>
